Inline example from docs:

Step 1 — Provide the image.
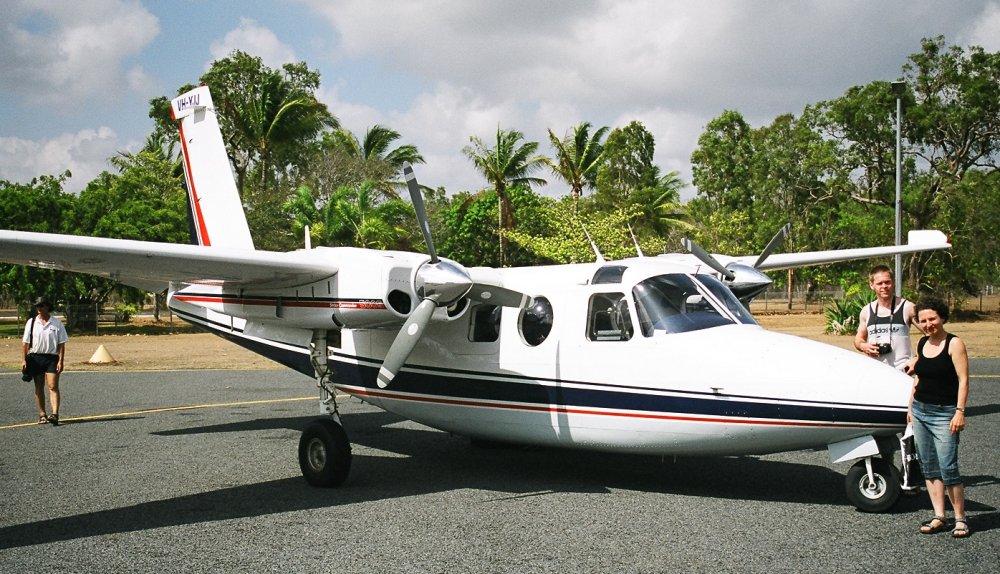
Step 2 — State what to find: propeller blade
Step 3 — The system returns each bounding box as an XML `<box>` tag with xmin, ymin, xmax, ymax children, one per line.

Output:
<box><xmin>681</xmin><ymin>237</ymin><xmax>736</xmax><ymax>281</ymax></box>
<box><xmin>377</xmin><ymin>298</ymin><xmax>437</xmax><ymax>388</ymax></box>
<box><xmin>753</xmin><ymin>223</ymin><xmax>790</xmax><ymax>269</ymax></box>
<box><xmin>468</xmin><ymin>283</ymin><xmax>532</xmax><ymax>309</ymax></box>
<box><xmin>403</xmin><ymin>164</ymin><xmax>438</xmax><ymax>264</ymax></box>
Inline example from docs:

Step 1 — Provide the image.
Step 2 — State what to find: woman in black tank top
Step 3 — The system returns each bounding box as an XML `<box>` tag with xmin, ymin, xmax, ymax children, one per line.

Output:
<box><xmin>905</xmin><ymin>296</ymin><xmax>970</xmax><ymax>538</ymax></box>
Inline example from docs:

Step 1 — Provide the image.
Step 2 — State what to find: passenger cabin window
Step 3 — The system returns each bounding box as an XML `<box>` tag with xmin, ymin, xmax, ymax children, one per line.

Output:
<box><xmin>469</xmin><ymin>304</ymin><xmax>501</xmax><ymax>342</ymax></box>
<box><xmin>587</xmin><ymin>293</ymin><xmax>633</xmax><ymax>341</ymax></box>
<box><xmin>592</xmin><ymin>265</ymin><xmax>627</xmax><ymax>284</ymax></box>
<box><xmin>631</xmin><ymin>273</ymin><xmax>757</xmax><ymax>336</ymax></box>
<box><xmin>519</xmin><ymin>296</ymin><xmax>553</xmax><ymax>346</ymax></box>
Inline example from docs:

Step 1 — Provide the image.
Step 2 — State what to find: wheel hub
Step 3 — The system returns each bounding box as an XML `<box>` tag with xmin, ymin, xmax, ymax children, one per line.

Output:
<box><xmin>306</xmin><ymin>437</ymin><xmax>327</xmax><ymax>472</ymax></box>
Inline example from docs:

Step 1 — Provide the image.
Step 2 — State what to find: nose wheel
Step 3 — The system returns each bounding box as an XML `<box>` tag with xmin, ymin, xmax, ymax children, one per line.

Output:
<box><xmin>845</xmin><ymin>457</ymin><xmax>901</xmax><ymax>512</ymax></box>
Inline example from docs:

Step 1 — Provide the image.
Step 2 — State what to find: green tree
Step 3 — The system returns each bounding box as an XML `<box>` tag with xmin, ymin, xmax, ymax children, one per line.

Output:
<box><xmin>593</xmin><ymin>121</ymin><xmax>660</xmax><ymax>210</ymax></box>
<box><xmin>507</xmin><ymin>198</ymin><xmax>654</xmax><ymax>263</ymax></box>
<box><xmin>547</xmin><ymin>122</ymin><xmax>608</xmax><ymax>204</ymax></box>
<box><xmin>284</xmin><ymin>181</ymin><xmax>415</xmax><ymax>250</ymax></box>
<box><xmin>808</xmin><ymin>37</ymin><xmax>1000</xmax><ymax>293</ymax></box>
<box><xmin>318</xmin><ymin>125</ymin><xmax>425</xmax><ymax>197</ymax></box>
<box><xmin>0</xmin><ymin>174</ymin><xmax>75</xmax><ymax>318</ymax></box>
<box><xmin>463</xmin><ymin>127</ymin><xmax>548</xmax><ymax>266</ymax></box>
<box><xmin>199</xmin><ymin>50</ymin><xmax>339</xmax><ymax>197</ymax></box>
<box><xmin>690</xmin><ymin>111</ymin><xmax>756</xmax><ymax>218</ymax></box>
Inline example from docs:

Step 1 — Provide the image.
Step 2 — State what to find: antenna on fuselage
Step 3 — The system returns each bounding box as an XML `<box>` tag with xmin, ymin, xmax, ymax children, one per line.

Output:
<box><xmin>628</xmin><ymin>224</ymin><xmax>644</xmax><ymax>257</ymax></box>
<box><xmin>581</xmin><ymin>225</ymin><xmax>605</xmax><ymax>263</ymax></box>
<box><xmin>304</xmin><ymin>225</ymin><xmax>312</xmax><ymax>250</ymax></box>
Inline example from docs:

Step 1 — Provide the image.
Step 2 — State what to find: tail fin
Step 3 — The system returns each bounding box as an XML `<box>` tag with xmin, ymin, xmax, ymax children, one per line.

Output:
<box><xmin>171</xmin><ymin>85</ymin><xmax>255</xmax><ymax>250</ymax></box>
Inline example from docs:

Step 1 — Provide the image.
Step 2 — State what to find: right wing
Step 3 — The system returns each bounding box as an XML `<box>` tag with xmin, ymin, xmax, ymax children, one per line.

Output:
<box><xmin>0</xmin><ymin>230</ymin><xmax>337</xmax><ymax>292</ymax></box>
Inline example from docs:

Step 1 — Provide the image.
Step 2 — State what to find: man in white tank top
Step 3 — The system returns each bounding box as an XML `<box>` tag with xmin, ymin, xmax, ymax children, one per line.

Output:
<box><xmin>854</xmin><ymin>264</ymin><xmax>916</xmax><ymax>369</ymax></box>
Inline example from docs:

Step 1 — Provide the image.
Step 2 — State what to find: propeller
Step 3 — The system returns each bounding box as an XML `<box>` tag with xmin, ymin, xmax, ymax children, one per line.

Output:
<box><xmin>681</xmin><ymin>223</ymin><xmax>790</xmax><ymax>302</ymax></box>
<box><xmin>377</xmin><ymin>297</ymin><xmax>437</xmax><ymax>388</ymax></box>
<box><xmin>752</xmin><ymin>223</ymin><xmax>790</xmax><ymax>269</ymax></box>
<box><xmin>377</xmin><ymin>165</ymin><xmax>531</xmax><ymax>388</ymax></box>
<box><xmin>405</xmin><ymin>164</ymin><xmax>438</xmax><ymax>263</ymax></box>
<box><xmin>681</xmin><ymin>237</ymin><xmax>735</xmax><ymax>281</ymax></box>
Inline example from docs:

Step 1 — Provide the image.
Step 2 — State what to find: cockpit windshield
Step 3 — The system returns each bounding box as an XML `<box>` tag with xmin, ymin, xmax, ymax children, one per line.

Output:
<box><xmin>632</xmin><ymin>273</ymin><xmax>757</xmax><ymax>336</ymax></box>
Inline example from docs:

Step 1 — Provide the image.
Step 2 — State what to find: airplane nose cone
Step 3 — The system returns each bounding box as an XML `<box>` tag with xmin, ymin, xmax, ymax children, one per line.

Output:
<box><xmin>687</xmin><ymin>326</ymin><xmax>912</xmax><ymax>412</ymax></box>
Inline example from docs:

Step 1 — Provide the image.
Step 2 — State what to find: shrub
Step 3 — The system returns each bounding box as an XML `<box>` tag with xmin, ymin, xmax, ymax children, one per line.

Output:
<box><xmin>824</xmin><ymin>292</ymin><xmax>870</xmax><ymax>335</ymax></box>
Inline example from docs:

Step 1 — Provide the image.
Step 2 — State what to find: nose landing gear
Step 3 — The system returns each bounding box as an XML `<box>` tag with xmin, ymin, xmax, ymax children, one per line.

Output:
<box><xmin>845</xmin><ymin>457</ymin><xmax>901</xmax><ymax>513</ymax></box>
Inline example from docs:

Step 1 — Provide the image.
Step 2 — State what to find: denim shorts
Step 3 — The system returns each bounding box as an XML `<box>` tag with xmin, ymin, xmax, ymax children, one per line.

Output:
<box><xmin>911</xmin><ymin>399</ymin><xmax>962</xmax><ymax>486</ymax></box>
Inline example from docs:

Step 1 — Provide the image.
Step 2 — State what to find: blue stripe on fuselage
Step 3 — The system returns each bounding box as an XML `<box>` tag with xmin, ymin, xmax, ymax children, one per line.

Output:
<box><xmin>173</xmin><ymin>308</ymin><xmax>905</xmax><ymax>428</ymax></box>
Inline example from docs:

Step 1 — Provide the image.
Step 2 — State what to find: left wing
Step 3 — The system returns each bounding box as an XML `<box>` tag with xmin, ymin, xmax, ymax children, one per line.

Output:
<box><xmin>0</xmin><ymin>230</ymin><xmax>337</xmax><ymax>291</ymax></box>
<box><xmin>723</xmin><ymin>229</ymin><xmax>951</xmax><ymax>271</ymax></box>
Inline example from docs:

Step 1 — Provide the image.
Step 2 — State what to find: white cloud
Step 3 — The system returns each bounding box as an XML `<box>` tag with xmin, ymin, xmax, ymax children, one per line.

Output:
<box><xmin>961</xmin><ymin>2</ymin><xmax>1000</xmax><ymax>52</ymax></box>
<box><xmin>302</xmin><ymin>0</ymin><xmax>994</xmax><ymax>198</ymax></box>
<box><xmin>0</xmin><ymin>128</ymin><xmax>123</xmax><ymax>194</ymax></box>
<box><xmin>208</xmin><ymin>18</ymin><xmax>298</xmax><ymax>70</ymax></box>
<box><xmin>0</xmin><ymin>0</ymin><xmax>159</xmax><ymax>109</ymax></box>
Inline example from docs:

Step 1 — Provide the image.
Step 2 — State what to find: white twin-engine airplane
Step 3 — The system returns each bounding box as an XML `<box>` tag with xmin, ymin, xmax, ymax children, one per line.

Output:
<box><xmin>0</xmin><ymin>86</ymin><xmax>951</xmax><ymax>512</ymax></box>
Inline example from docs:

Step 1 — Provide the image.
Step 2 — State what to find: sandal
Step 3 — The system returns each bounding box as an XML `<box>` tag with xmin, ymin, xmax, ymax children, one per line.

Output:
<box><xmin>952</xmin><ymin>518</ymin><xmax>970</xmax><ymax>538</ymax></box>
<box><xmin>38</xmin><ymin>415</ymin><xmax>48</xmax><ymax>424</ymax></box>
<box><xmin>920</xmin><ymin>515</ymin><xmax>948</xmax><ymax>534</ymax></box>
<box><xmin>46</xmin><ymin>414</ymin><xmax>59</xmax><ymax>426</ymax></box>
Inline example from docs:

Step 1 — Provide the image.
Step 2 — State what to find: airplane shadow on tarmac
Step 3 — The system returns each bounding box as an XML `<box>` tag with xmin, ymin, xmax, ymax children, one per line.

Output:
<box><xmin>2</xmin><ymin>408</ymin><xmax>997</xmax><ymax>549</ymax></box>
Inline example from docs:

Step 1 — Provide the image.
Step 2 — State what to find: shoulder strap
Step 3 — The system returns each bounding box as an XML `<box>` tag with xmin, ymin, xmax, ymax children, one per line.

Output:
<box><xmin>917</xmin><ymin>336</ymin><xmax>928</xmax><ymax>355</ymax></box>
<box><xmin>28</xmin><ymin>316</ymin><xmax>35</xmax><ymax>349</ymax></box>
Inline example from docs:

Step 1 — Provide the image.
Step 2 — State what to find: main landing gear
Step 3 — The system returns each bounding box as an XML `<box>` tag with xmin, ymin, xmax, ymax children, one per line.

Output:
<box><xmin>298</xmin><ymin>330</ymin><xmax>352</xmax><ymax>487</ymax></box>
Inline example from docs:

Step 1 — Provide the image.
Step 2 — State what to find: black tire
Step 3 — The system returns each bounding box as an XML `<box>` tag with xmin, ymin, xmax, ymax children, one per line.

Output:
<box><xmin>298</xmin><ymin>418</ymin><xmax>352</xmax><ymax>488</ymax></box>
<box><xmin>845</xmin><ymin>458</ymin><xmax>901</xmax><ymax>513</ymax></box>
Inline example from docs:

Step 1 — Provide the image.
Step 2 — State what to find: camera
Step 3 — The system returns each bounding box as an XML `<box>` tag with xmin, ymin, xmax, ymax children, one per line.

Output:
<box><xmin>877</xmin><ymin>342</ymin><xmax>892</xmax><ymax>356</ymax></box>
<box><xmin>21</xmin><ymin>369</ymin><xmax>33</xmax><ymax>382</ymax></box>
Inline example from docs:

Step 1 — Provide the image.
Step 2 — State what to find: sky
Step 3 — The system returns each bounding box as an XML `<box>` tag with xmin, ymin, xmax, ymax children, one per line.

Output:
<box><xmin>2</xmin><ymin>0</ymin><xmax>999</xmax><ymax>200</ymax></box>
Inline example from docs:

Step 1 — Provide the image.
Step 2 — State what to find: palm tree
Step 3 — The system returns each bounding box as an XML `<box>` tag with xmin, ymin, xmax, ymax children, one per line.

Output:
<box><xmin>322</xmin><ymin>125</ymin><xmax>425</xmax><ymax>196</ymax></box>
<box><xmin>463</xmin><ymin>127</ymin><xmax>548</xmax><ymax>266</ymax></box>
<box><xmin>324</xmin><ymin>180</ymin><xmax>413</xmax><ymax>249</ymax></box>
<box><xmin>284</xmin><ymin>181</ymin><xmax>413</xmax><ymax>250</ymax></box>
<box><xmin>547</xmin><ymin>122</ymin><xmax>609</xmax><ymax>204</ymax></box>
<box><xmin>201</xmin><ymin>51</ymin><xmax>339</xmax><ymax>199</ymax></box>
<box><xmin>629</xmin><ymin>170</ymin><xmax>692</xmax><ymax>237</ymax></box>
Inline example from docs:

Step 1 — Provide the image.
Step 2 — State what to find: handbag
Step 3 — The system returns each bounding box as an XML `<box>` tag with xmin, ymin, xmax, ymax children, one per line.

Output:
<box><xmin>21</xmin><ymin>317</ymin><xmax>36</xmax><ymax>382</ymax></box>
<box><xmin>900</xmin><ymin>424</ymin><xmax>922</xmax><ymax>490</ymax></box>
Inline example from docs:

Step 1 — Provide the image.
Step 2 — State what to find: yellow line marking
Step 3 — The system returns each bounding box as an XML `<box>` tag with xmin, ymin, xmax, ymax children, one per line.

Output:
<box><xmin>0</xmin><ymin>394</ymin><xmax>351</xmax><ymax>430</ymax></box>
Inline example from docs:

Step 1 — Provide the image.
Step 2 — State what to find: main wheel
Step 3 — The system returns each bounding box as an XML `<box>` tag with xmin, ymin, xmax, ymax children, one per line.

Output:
<box><xmin>845</xmin><ymin>458</ymin><xmax>901</xmax><ymax>513</ymax></box>
<box><xmin>298</xmin><ymin>418</ymin><xmax>352</xmax><ymax>487</ymax></box>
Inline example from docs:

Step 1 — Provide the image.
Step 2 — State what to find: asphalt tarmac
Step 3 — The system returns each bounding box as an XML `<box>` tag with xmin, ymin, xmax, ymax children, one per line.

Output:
<box><xmin>1</xmin><ymin>362</ymin><xmax>998</xmax><ymax>573</ymax></box>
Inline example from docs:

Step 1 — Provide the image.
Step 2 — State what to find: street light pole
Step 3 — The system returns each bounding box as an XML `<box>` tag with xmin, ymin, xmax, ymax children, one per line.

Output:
<box><xmin>891</xmin><ymin>81</ymin><xmax>906</xmax><ymax>297</ymax></box>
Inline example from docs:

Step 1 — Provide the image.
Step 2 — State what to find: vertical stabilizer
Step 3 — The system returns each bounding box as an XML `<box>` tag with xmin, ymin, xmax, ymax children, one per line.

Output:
<box><xmin>171</xmin><ymin>85</ymin><xmax>255</xmax><ymax>250</ymax></box>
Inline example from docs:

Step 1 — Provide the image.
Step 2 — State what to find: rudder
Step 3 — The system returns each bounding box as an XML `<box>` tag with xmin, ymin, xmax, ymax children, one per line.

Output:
<box><xmin>171</xmin><ymin>85</ymin><xmax>255</xmax><ymax>250</ymax></box>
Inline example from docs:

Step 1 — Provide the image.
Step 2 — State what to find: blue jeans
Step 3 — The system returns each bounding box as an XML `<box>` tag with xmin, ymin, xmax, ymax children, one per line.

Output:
<box><xmin>911</xmin><ymin>399</ymin><xmax>962</xmax><ymax>486</ymax></box>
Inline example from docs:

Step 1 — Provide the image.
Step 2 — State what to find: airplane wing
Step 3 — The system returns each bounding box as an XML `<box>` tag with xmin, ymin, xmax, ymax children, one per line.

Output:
<box><xmin>724</xmin><ymin>230</ymin><xmax>951</xmax><ymax>271</ymax></box>
<box><xmin>0</xmin><ymin>230</ymin><xmax>337</xmax><ymax>292</ymax></box>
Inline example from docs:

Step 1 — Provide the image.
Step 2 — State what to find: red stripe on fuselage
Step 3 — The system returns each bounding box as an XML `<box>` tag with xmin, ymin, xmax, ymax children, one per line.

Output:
<box><xmin>173</xmin><ymin>294</ymin><xmax>386</xmax><ymax>310</ymax></box>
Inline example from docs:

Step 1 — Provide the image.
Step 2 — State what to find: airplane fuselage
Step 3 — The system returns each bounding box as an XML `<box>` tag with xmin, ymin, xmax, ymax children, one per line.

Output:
<box><xmin>169</xmin><ymin>253</ymin><xmax>910</xmax><ymax>458</ymax></box>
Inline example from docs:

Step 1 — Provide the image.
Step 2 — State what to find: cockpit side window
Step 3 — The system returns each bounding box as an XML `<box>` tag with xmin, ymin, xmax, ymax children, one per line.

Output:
<box><xmin>587</xmin><ymin>293</ymin><xmax>634</xmax><ymax>341</ymax></box>
<box><xmin>632</xmin><ymin>273</ymin><xmax>756</xmax><ymax>336</ymax></box>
